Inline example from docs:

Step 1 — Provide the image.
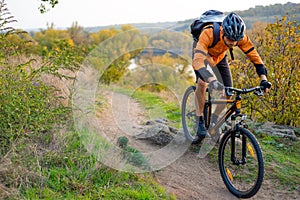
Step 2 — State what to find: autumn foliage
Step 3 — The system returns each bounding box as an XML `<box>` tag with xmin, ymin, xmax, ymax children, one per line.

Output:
<box><xmin>231</xmin><ymin>16</ymin><xmax>300</xmax><ymax>126</ymax></box>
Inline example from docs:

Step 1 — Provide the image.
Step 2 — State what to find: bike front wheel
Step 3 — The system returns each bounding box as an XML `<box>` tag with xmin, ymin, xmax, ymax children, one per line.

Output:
<box><xmin>218</xmin><ymin>128</ymin><xmax>264</xmax><ymax>198</ymax></box>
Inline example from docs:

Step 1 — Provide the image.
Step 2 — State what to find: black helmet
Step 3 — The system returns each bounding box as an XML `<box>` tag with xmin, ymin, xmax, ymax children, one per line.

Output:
<box><xmin>222</xmin><ymin>13</ymin><xmax>246</xmax><ymax>41</ymax></box>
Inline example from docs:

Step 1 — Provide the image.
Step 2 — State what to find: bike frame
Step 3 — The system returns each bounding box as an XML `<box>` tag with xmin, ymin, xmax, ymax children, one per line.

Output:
<box><xmin>206</xmin><ymin>93</ymin><xmax>236</xmax><ymax>136</ymax></box>
<box><xmin>207</xmin><ymin>86</ymin><xmax>262</xmax><ymax>136</ymax></box>
<box><xmin>206</xmin><ymin>87</ymin><xmax>262</xmax><ymax>165</ymax></box>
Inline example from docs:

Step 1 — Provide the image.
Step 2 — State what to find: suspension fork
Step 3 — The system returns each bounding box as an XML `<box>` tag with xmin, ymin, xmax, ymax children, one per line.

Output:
<box><xmin>230</xmin><ymin>128</ymin><xmax>247</xmax><ymax>165</ymax></box>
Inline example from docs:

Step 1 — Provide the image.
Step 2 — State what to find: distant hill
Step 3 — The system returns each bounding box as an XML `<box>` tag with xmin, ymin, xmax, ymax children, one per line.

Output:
<box><xmin>236</xmin><ymin>2</ymin><xmax>300</xmax><ymax>28</ymax></box>
<box><xmin>84</xmin><ymin>21</ymin><xmax>177</xmax><ymax>33</ymax></box>
<box><xmin>167</xmin><ymin>2</ymin><xmax>300</xmax><ymax>32</ymax></box>
<box><xmin>85</xmin><ymin>2</ymin><xmax>299</xmax><ymax>33</ymax></box>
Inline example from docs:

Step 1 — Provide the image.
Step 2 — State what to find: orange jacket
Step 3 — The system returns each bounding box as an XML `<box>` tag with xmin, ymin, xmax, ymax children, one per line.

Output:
<box><xmin>192</xmin><ymin>25</ymin><xmax>264</xmax><ymax>70</ymax></box>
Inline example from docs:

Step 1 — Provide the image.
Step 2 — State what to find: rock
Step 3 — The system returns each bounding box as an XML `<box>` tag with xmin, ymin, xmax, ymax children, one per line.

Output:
<box><xmin>135</xmin><ymin>118</ymin><xmax>177</xmax><ymax>145</ymax></box>
<box><xmin>293</xmin><ymin>127</ymin><xmax>300</xmax><ymax>137</ymax></box>
<box><xmin>135</xmin><ymin>123</ymin><xmax>174</xmax><ymax>145</ymax></box>
<box><xmin>169</xmin><ymin>126</ymin><xmax>178</xmax><ymax>134</ymax></box>
<box><xmin>149</xmin><ymin>130</ymin><xmax>174</xmax><ymax>145</ymax></box>
<box><xmin>172</xmin><ymin>130</ymin><xmax>187</xmax><ymax>145</ymax></box>
<box><xmin>256</xmin><ymin>122</ymin><xmax>298</xmax><ymax>141</ymax></box>
<box><xmin>145</xmin><ymin>118</ymin><xmax>169</xmax><ymax>125</ymax></box>
<box><xmin>145</xmin><ymin>120</ymin><xmax>156</xmax><ymax>126</ymax></box>
<box><xmin>154</xmin><ymin>118</ymin><xmax>169</xmax><ymax>124</ymax></box>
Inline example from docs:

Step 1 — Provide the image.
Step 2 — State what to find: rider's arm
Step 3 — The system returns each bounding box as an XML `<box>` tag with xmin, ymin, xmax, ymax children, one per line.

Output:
<box><xmin>260</xmin><ymin>74</ymin><xmax>267</xmax><ymax>81</ymax></box>
<box><xmin>192</xmin><ymin>28</ymin><xmax>215</xmax><ymax>82</ymax></box>
<box><xmin>237</xmin><ymin>35</ymin><xmax>268</xmax><ymax>77</ymax></box>
<box><xmin>238</xmin><ymin>36</ymin><xmax>271</xmax><ymax>92</ymax></box>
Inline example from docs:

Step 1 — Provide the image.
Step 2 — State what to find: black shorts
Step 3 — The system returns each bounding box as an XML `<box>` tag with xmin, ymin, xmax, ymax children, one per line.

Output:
<box><xmin>195</xmin><ymin>56</ymin><xmax>233</xmax><ymax>87</ymax></box>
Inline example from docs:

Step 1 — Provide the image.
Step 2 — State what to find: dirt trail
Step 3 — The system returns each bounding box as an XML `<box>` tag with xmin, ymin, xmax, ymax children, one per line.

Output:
<box><xmin>97</xmin><ymin>91</ymin><xmax>296</xmax><ymax>200</ymax></box>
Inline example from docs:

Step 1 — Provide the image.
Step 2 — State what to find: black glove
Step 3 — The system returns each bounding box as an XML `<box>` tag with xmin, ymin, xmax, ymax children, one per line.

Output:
<box><xmin>209</xmin><ymin>80</ymin><xmax>224</xmax><ymax>91</ymax></box>
<box><xmin>260</xmin><ymin>80</ymin><xmax>272</xmax><ymax>91</ymax></box>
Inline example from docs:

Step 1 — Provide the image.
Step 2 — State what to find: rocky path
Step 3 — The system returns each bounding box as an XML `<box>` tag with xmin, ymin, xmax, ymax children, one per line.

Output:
<box><xmin>96</xmin><ymin>90</ymin><xmax>297</xmax><ymax>200</ymax></box>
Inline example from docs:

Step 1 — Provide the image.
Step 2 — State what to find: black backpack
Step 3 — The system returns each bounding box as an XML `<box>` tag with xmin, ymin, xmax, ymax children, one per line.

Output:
<box><xmin>191</xmin><ymin>10</ymin><xmax>234</xmax><ymax>60</ymax></box>
<box><xmin>191</xmin><ymin>10</ymin><xmax>224</xmax><ymax>48</ymax></box>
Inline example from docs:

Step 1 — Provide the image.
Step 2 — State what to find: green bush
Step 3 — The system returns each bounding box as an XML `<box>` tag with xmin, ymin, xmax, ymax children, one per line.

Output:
<box><xmin>0</xmin><ymin>63</ymin><xmax>68</xmax><ymax>156</ymax></box>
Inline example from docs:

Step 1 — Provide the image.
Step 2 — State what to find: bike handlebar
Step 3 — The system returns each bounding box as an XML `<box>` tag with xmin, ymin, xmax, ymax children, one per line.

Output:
<box><xmin>225</xmin><ymin>86</ymin><xmax>264</xmax><ymax>96</ymax></box>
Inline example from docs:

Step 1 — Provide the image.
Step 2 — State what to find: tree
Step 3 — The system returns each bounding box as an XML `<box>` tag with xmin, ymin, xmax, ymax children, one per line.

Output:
<box><xmin>259</xmin><ymin>16</ymin><xmax>300</xmax><ymax>126</ymax></box>
<box><xmin>33</xmin><ymin>25</ymin><xmax>73</xmax><ymax>54</ymax></box>
<box><xmin>87</xmin><ymin>25</ymin><xmax>147</xmax><ymax>85</ymax></box>
<box><xmin>90</xmin><ymin>28</ymin><xmax>120</xmax><ymax>46</ymax></box>
<box><xmin>68</xmin><ymin>21</ymin><xmax>89</xmax><ymax>46</ymax></box>
<box><xmin>39</xmin><ymin>0</ymin><xmax>59</xmax><ymax>13</ymax></box>
<box><xmin>231</xmin><ymin>16</ymin><xmax>300</xmax><ymax>126</ymax></box>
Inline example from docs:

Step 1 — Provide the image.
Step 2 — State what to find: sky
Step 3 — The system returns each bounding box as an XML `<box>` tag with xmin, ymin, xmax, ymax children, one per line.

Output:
<box><xmin>5</xmin><ymin>0</ymin><xmax>298</xmax><ymax>30</ymax></box>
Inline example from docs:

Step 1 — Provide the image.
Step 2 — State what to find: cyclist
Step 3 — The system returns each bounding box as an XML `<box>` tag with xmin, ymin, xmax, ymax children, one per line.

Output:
<box><xmin>192</xmin><ymin>12</ymin><xmax>271</xmax><ymax>143</ymax></box>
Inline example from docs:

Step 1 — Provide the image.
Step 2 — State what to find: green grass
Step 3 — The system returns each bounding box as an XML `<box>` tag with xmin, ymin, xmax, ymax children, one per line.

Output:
<box><xmin>4</xmin><ymin>87</ymin><xmax>177</xmax><ymax>200</ymax></box>
<box><xmin>18</xmin><ymin>131</ymin><xmax>175</xmax><ymax>200</ymax></box>
<box><xmin>259</xmin><ymin>134</ymin><xmax>300</xmax><ymax>190</ymax></box>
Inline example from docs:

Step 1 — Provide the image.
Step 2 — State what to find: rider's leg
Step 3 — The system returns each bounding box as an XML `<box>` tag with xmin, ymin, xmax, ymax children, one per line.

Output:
<box><xmin>211</xmin><ymin>56</ymin><xmax>233</xmax><ymax>123</ymax></box>
<box><xmin>194</xmin><ymin>77</ymin><xmax>207</xmax><ymax>138</ymax></box>
<box><xmin>195</xmin><ymin>78</ymin><xmax>206</xmax><ymax>117</ymax></box>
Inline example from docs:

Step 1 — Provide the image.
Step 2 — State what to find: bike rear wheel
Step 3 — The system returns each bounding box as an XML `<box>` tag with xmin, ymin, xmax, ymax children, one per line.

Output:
<box><xmin>181</xmin><ymin>86</ymin><xmax>211</xmax><ymax>142</ymax></box>
<box><xmin>218</xmin><ymin>128</ymin><xmax>264</xmax><ymax>198</ymax></box>
<box><xmin>181</xmin><ymin>86</ymin><xmax>197</xmax><ymax>142</ymax></box>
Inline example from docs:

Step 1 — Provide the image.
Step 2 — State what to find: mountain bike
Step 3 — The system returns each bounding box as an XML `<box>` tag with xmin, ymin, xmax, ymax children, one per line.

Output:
<box><xmin>181</xmin><ymin>85</ymin><xmax>265</xmax><ymax>198</ymax></box>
